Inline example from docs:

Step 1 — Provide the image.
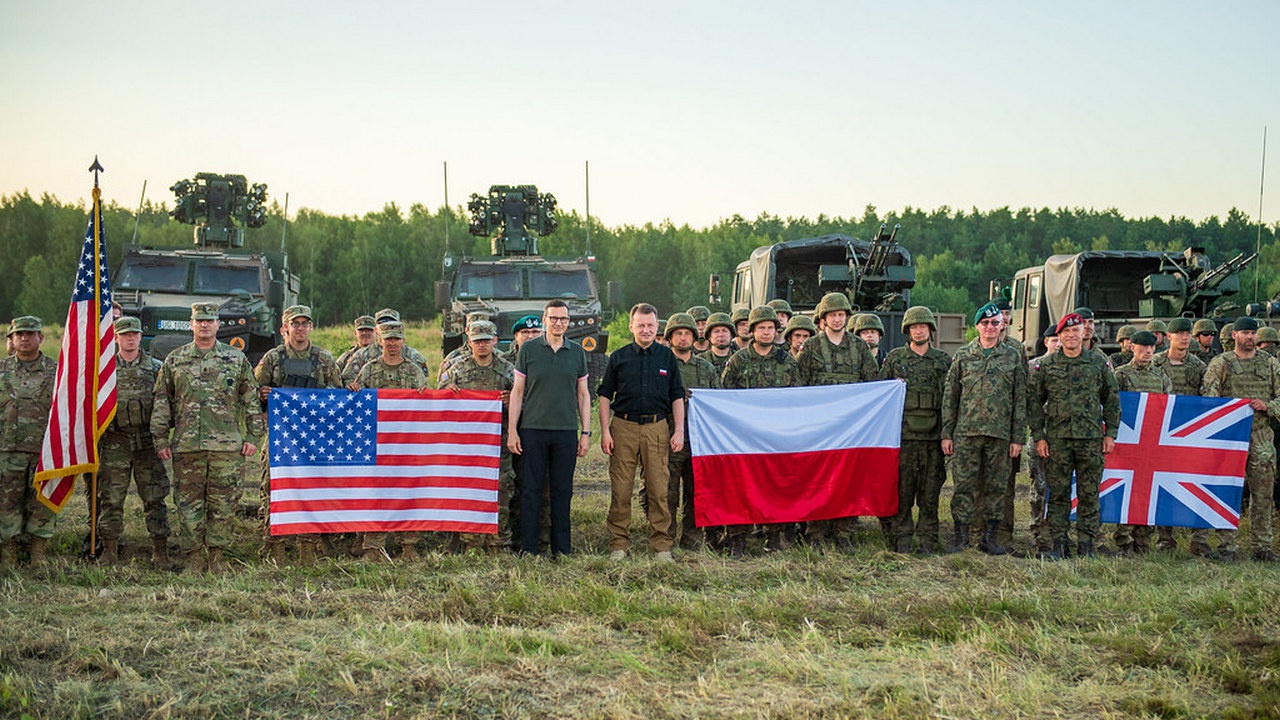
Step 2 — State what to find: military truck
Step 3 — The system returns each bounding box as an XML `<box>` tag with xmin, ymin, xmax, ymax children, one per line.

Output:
<box><xmin>435</xmin><ymin>184</ymin><xmax>618</xmax><ymax>382</ymax></box>
<box><xmin>113</xmin><ymin>172</ymin><xmax>300</xmax><ymax>364</ymax></box>
<box><xmin>1000</xmin><ymin>246</ymin><xmax>1258</xmax><ymax>356</ymax></box>
<box><xmin>717</xmin><ymin>226</ymin><xmax>968</xmax><ymax>354</ymax></box>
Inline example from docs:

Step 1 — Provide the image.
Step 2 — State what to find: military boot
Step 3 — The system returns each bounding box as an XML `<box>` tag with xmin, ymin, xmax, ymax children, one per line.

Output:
<box><xmin>399</xmin><ymin>543</ymin><xmax>420</xmax><ymax>561</ymax></box>
<box><xmin>0</xmin><ymin>541</ymin><xmax>17</xmax><ymax>568</ymax></box>
<box><xmin>28</xmin><ymin>537</ymin><xmax>48</xmax><ymax>567</ymax></box>
<box><xmin>150</xmin><ymin>537</ymin><xmax>169</xmax><ymax>568</ymax></box>
<box><xmin>979</xmin><ymin>520</ymin><xmax>1008</xmax><ymax>556</ymax></box>
<box><xmin>1041</xmin><ymin>538</ymin><xmax>1067</xmax><ymax>561</ymax></box>
<box><xmin>264</xmin><ymin>539</ymin><xmax>286</xmax><ymax>566</ymax></box>
<box><xmin>207</xmin><ymin>547</ymin><xmax>228</xmax><ymax>574</ymax></box>
<box><xmin>949</xmin><ymin>522</ymin><xmax>970</xmax><ymax>553</ymax></box>
<box><xmin>297</xmin><ymin>538</ymin><xmax>320</xmax><ymax>566</ymax></box>
<box><xmin>728</xmin><ymin>535</ymin><xmax>746</xmax><ymax>559</ymax></box>
<box><xmin>185</xmin><ymin>549</ymin><xmax>206</xmax><ymax>574</ymax></box>
<box><xmin>97</xmin><ymin>537</ymin><xmax>118</xmax><ymax>564</ymax></box>
<box><xmin>1076</xmin><ymin>540</ymin><xmax>1095</xmax><ymax>558</ymax></box>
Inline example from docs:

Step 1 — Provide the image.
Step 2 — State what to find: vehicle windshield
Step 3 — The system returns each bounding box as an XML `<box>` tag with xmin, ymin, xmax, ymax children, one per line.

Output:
<box><xmin>116</xmin><ymin>257</ymin><xmax>187</xmax><ymax>292</ymax></box>
<box><xmin>193</xmin><ymin>263</ymin><xmax>263</xmax><ymax>294</ymax></box>
<box><xmin>529</xmin><ymin>267</ymin><xmax>592</xmax><ymax>299</ymax></box>
<box><xmin>456</xmin><ymin>266</ymin><xmax>523</xmax><ymax>299</ymax></box>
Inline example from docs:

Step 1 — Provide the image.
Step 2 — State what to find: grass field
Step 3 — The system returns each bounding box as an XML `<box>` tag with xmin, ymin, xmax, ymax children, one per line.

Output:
<box><xmin>4</xmin><ymin>323</ymin><xmax>1280</xmax><ymax>718</ymax></box>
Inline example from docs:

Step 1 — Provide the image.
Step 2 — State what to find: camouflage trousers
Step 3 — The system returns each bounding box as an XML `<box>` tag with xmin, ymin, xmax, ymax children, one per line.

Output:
<box><xmin>172</xmin><ymin>451</ymin><xmax>241</xmax><ymax>553</ymax></box>
<box><xmin>90</xmin><ymin>431</ymin><xmax>170</xmax><ymax>541</ymax></box>
<box><xmin>1045</xmin><ymin>437</ymin><xmax>1105</xmax><ymax>543</ymax></box>
<box><xmin>1194</xmin><ymin>425</ymin><xmax>1275</xmax><ymax>554</ymax></box>
<box><xmin>667</xmin><ymin>445</ymin><xmax>700</xmax><ymax>548</ymax></box>
<box><xmin>950</xmin><ymin>435</ymin><xmax>1012</xmax><ymax>525</ymax></box>
<box><xmin>0</xmin><ymin>452</ymin><xmax>53</xmax><ymax>543</ymax></box>
<box><xmin>891</xmin><ymin>439</ymin><xmax>945</xmax><ymax>551</ymax></box>
<box><xmin>456</xmin><ymin>450</ymin><xmax>515</xmax><ymax>552</ymax></box>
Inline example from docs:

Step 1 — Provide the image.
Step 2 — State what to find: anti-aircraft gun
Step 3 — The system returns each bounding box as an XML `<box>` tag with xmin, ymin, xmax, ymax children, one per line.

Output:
<box><xmin>113</xmin><ymin>172</ymin><xmax>300</xmax><ymax>363</ymax></box>
<box><xmin>436</xmin><ymin>184</ymin><xmax>617</xmax><ymax>382</ymax></box>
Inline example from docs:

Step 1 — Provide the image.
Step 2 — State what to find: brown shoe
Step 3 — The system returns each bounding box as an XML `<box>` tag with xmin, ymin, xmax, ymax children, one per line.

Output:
<box><xmin>185</xmin><ymin>549</ymin><xmax>206</xmax><ymax>574</ymax></box>
<box><xmin>207</xmin><ymin>548</ymin><xmax>228</xmax><ymax>574</ymax></box>
<box><xmin>28</xmin><ymin>537</ymin><xmax>48</xmax><ymax>567</ymax></box>
<box><xmin>265</xmin><ymin>539</ymin><xmax>286</xmax><ymax>566</ymax></box>
<box><xmin>297</xmin><ymin>540</ymin><xmax>319</xmax><ymax>566</ymax></box>
<box><xmin>98</xmin><ymin>537</ymin><xmax>119</xmax><ymax>564</ymax></box>
<box><xmin>399</xmin><ymin>544</ymin><xmax>420</xmax><ymax>561</ymax></box>
<box><xmin>361</xmin><ymin>548</ymin><xmax>389</xmax><ymax>563</ymax></box>
<box><xmin>150</xmin><ymin>538</ymin><xmax>169</xmax><ymax>568</ymax></box>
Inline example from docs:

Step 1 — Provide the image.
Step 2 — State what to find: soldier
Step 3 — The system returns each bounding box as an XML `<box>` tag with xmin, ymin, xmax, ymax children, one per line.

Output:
<box><xmin>438</xmin><ymin>311</ymin><xmax>494</xmax><ymax>383</ymax></box>
<box><xmin>341</xmin><ymin>308</ymin><xmax>431</xmax><ymax>384</ymax></box>
<box><xmin>503</xmin><ymin>314</ymin><xmax>544</xmax><ymax>364</ymax></box>
<box><xmin>352</xmin><ymin>322</ymin><xmax>428</xmax><ymax>560</ymax></box>
<box><xmin>686</xmin><ymin>306</ymin><xmax>712</xmax><ymax>353</ymax></box>
<box><xmin>254</xmin><ymin>304</ymin><xmax>343</xmax><ymax>565</ymax></box>
<box><xmin>783</xmin><ymin>315</ymin><xmax>817</xmax><ymax>358</ymax></box>
<box><xmin>1154</xmin><ymin>317</ymin><xmax>1209</xmax><ymax>553</ymax></box>
<box><xmin>1220</xmin><ymin>324</ymin><xmax>1235</xmax><ymax>354</ymax></box>
<box><xmin>1147</xmin><ymin>319</ymin><xmax>1169</xmax><ymax>354</ymax></box>
<box><xmin>152</xmin><ymin>303</ymin><xmax>264</xmax><ymax>574</ymax></box>
<box><xmin>795</xmin><ymin>293</ymin><xmax>878</xmax><ymax>550</ymax></box>
<box><xmin>1027</xmin><ymin>325</ymin><xmax>1060</xmax><ymax>553</ymax></box>
<box><xmin>1258</xmin><ymin>326</ymin><xmax>1280</xmax><ymax>357</ymax></box>
<box><xmin>1192</xmin><ymin>319</ymin><xmax>1219</xmax><ymax>363</ymax></box>
<box><xmin>941</xmin><ymin>303</ymin><xmax>1027</xmax><ymax>555</ymax></box>
<box><xmin>853</xmin><ymin>313</ymin><xmax>886</xmax><ymax>366</ymax></box>
<box><xmin>90</xmin><ymin>316</ymin><xmax>170</xmax><ymax>566</ymax></box>
<box><xmin>663</xmin><ymin>313</ymin><xmax>720</xmax><ymax>550</ymax></box>
<box><xmin>767</xmin><ymin>299</ymin><xmax>793</xmax><ymax>347</ymax></box>
<box><xmin>1111</xmin><ymin>330</ymin><xmax>1172</xmax><ymax>554</ymax></box>
<box><xmin>439</xmin><ymin>321</ymin><xmax>515</xmax><ymax>554</ymax></box>
<box><xmin>335</xmin><ymin>315</ymin><xmax>377</xmax><ymax>369</ymax></box>
<box><xmin>731</xmin><ymin>307</ymin><xmax>752</xmax><ymax>351</ymax></box>
<box><xmin>1109</xmin><ymin>325</ymin><xmax>1137</xmax><ymax>368</ymax></box>
<box><xmin>0</xmin><ymin>316</ymin><xmax>58</xmax><ymax>568</ymax></box>
<box><xmin>1202</xmin><ymin>317</ymin><xmax>1280</xmax><ymax>562</ymax></box>
<box><xmin>877</xmin><ymin>307</ymin><xmax>951</xmax><ymax>553</ymax></box>
<box><xmin>1030</xmin><ymin>313</ymin><xmax>1121</xmax><ymax>559</ymax></box>
<box><xmin>699</xmin><ymin>312</ymin><xmax>736</xmax><ymax>375</ymax></box>
<box><xmin>720</xmin><ymin>305</ymin><xmax>801</xmax><ymax>557</ymax></box>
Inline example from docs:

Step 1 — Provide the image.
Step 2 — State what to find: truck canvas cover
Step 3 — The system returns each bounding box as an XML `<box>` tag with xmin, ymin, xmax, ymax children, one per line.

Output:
<box><xmin>1041</xmin><ymin>250</ymin><xmax>1174</xmax><ymax>320</ymax></box>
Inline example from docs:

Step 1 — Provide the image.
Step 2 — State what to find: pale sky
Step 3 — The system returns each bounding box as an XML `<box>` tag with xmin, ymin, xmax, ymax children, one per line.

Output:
<box><xmin>2</xmin><ymin>1</ymin><xmax>1276</xmax><ymax>229</ymax></box>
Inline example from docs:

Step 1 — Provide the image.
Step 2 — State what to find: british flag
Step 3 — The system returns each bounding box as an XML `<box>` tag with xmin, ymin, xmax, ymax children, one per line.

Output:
<box><xmin>1099</xmin><ymin>391</ymin><xmax>1253</xmax><ymax>529</ymax></box>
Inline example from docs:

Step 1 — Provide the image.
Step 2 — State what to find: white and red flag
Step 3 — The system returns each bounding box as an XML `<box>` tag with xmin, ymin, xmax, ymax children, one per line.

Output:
<box><xmin>689</xmin><ymin>381</ymin><xmax>904</xmax><ymax>526</ymax></box>
<box><xmin>267</xmin><ymin>388</ymin><xmax>501</xmax><ymax>536</ymax></box>
<box><xmin>34</xmin><ymin>185</ymin><xmax>118</xmax><ymax>510</ymax></box>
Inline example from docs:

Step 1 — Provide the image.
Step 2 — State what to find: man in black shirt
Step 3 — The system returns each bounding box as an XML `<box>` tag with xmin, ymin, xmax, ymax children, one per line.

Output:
<box><xmin>598</xmin><ymin>303</ymin><xmax>685</xmax><ymax>561</ymax></box>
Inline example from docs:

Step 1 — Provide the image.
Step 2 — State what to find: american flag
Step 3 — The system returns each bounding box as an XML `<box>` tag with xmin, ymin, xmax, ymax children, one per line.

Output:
<box><xmin>268</xmin><ymin>388</ymin><xmax>502</xmax><ymax>536</ymax></box>
<box><xmin>1099</xmin><ymin>391</ymin><xmax>1252</xmax><ymax>529</ymax></box>
<box><xmin>34</xmin><ymin>188</ymin><xmax>117</xmax><ymax>511</ymax></box>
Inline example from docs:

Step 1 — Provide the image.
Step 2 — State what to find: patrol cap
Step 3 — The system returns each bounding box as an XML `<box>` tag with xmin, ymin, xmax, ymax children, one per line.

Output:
<box><xmin>8</xmin><ymin>316</ymin><xmax>42</xmax><ymax>336</ymax></box>
<box><xmin>705</xmin><ymin>312</ymin><xmax>734</xmax><ymax>335</ymax></box>
<box><xmin>191</xmin><ymin>302</ymin><xmax>219</xmax><ymax>321</ymax></box>
<box><xmin>1146</xmin><ymin>319</ymin><xmax>1168</xmax><ymax>334</ymax></box>
<box><xmin>1130</xmin><ymin>330</ymin><xmax>1158</xmax><ymax>346</ymax></box>
<box><xmin>664</xmin><ymin>312</ymin><xmax>697</xmax><ymax>339</ymax></box>
<box><xmin>465</xmin><ymin>310</ymin><xmax>492</xmax><ymax>324</ymax></box>
<box><xmin>378</xmin><ymin>321</ymin><xmax>405</xmax><ymax>339</ymax></box>
<box><xmin>1193</xmin><ymin>319</ymin><xmax>1217</xmax><ymax>336</ymax></box>
<box><xmin>112</xmin><ymin>316</ymin><xmax>142</xmax><ymax>334</ymax></box>
<box><xmin>1233</xmin><ymin>316</ymin><xmax>1259</xmax><ymax>332</ymax></box>
<box><xmin>1167</xmin><ymin>317</ymin><xmax>1194</xmax><ymax>334</ymax></box>
<box><xmin>467</xmin><ymin>320</ymin><xmax>497</xmax><ymax>341</ymax></box>
<box><xmin>354</xmin><ymin>315</ymin><xmax>377</xmax><ymax>330</ymax></box>
<box><xmin>375</xmin><ymin>308</ymin><xmax>401</xmax><ymax>324</ymax></box>
<box><xmin>973</xmin><ymin>302</ymin><xmax>1001</xmax><ymax>325</ymax></box>
<box><xmin>1056</xmin><ymin>313</ymin><xmax>1084</xmax><ymax>334</ymax></box>
<box><xmin>511</xmin><ymin>314</ymin><xmax>543</xmax><ymax>333</ymax></box>
<box><xmin>686</xmin><ymin>306</ymin><xmax>711</xmax><ymax>322</ymax></box>
<box><xmin>1073</xmin><ymin>307</ymin><xmax>1095</xmax><ymax>319</ymax></box>
<box><xmin>282</xmin><ymin>305</ymin><xmax>312</xmax><ymax>324</ymax></box>
<box><xmin>766</xmin><ymin>299</ymin><xmax>793</xmax><ymax>314</ymax></box>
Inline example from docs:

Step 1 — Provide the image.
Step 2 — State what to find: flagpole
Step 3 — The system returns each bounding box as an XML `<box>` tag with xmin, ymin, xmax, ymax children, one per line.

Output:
<box><xmin>88</xmin><ymin>158</ymin><xmax>104</xmax><ymax>559</ymax></box>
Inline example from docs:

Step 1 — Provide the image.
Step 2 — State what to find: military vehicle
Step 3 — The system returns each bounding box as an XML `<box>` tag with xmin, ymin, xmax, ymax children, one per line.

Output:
<box><xmin>113</xmin><ymin>172</ymin><xmax>300</xmax><ymax>363</ymax></box>
<box><xmin>999</xmin><ymin>246</ymin><xmax>1259</xmax><ymax>356</ymax></box>
<box><xmin>716</xmin><ymin>226</ymin><xmax>968</xmax><ymax>354</ymax></box>
<box><xmin>435</xmin><ymin>184</ymin><xmax>618</xmax><ymax>381</ymax></box>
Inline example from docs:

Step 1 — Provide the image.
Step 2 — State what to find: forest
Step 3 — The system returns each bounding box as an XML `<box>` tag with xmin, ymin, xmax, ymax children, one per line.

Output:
<box><xmin>1</xmin><ymin>190</ymin><xmax>1277</xmax><ymax>326</ymax></box>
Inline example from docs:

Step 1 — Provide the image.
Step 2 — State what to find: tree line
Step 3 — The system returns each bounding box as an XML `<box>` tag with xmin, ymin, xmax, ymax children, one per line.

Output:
<box><xmin>2</xmin><ymin>190</ymin><xmax>1278</xmax><ymax>327</ymax></box>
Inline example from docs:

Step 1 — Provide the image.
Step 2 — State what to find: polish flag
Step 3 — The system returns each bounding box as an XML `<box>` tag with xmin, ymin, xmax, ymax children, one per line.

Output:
<box><xmin>689</xmin><ymin>381</ymin><xmax>904</xmax><ymax>526</ymax></box>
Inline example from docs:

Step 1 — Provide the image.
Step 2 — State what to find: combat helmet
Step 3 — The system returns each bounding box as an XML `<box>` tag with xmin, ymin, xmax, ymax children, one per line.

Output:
<box><xmin>705</xmin><ymin>312</ymin><xmax>734</xmax><ymax>336</ymax></box>
<box><xmin>747</xmin><ymin>305</ymin><xmax>780</xmax><ymax>331</ymax></box>
<box><xmin>766</xmin><ymin>299</ymin><xmax>793</xmax><ymax>315</ymax></box>
<box><xmin>1115</xmin><ymin>325</ymin><xmax>1136</xmax><ymax>342</ymax></box>
<box><xmin>1258</xmin><ymin>326</ymin><xmax>1280</xmax><ymax>344</ymax></box>
<box><xmin>686</xmin><ymin>305</ymin><xmax>711</xmax><ymax>322</ymax></box>
<box><xmin>815</xmin><ymin>292</ymin><xmax>852</xmax><ymax>319</ymax></box>
<box><xmin>1192</xmin><ymin>319</ymin><xmax>1217</xmax><ymax>336</ymax></box>
<box><xmin>664</xmin><ymin>312</ymin><xmax>697</xmax><ymax>340</ymax></box>
<box><xmin>730</xmin><ymin>307</ymin><xmax>751</xmax><ymax>325</ymax></box>
<box><xmin>853</xmin><ymin>313</ymin><xmax>885</xmax><ymax>335</ymax></box>
<box><xmin>1146</xmin><ymin>319</ymin><xmax>1168</xmax><ymax>334</ymax></box>
<box><xmin>784</xmin><ymin>314</ymin><xmax>818</xmax><ymax>341</ymax></box>
<box><xmin>900</xmin><ymin>306</ymin><xmax>937</xmax><ymax>333</ymax></box>
<box><xmin>1220</xmin><ymin>323</ymin><xmax>1235</xmax><ymax>352</ymax></box>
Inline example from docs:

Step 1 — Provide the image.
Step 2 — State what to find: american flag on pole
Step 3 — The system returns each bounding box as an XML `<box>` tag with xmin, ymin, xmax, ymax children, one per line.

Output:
<box><xmin>34</xmin><ymin>186</ymin><xmax>118</xmax><ymax>511</ymax></box>
<box><xmin>268</xmin><ymin>388</ymin><xmax>501</xmax><ymax>535</ymax></box>
<box><xmin>1098</xmin><ymin>391</ymin><xmax>1252</xmax><ymax>529</ymax></box>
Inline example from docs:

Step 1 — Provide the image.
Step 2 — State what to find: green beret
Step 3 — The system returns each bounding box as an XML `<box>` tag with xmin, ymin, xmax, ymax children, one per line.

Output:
<box><xmin>1073</xmin><ymin>307</ymin><xmax>1095</xmax><ymax>319</ymax></box>
<box><xmin>1166</xmin><ymin>317</ymin><xmax>1193</xmax><ymax>334</ymax></box>
<box><xmin>1233</xmin><ymin>316</ymin><xmax>1259</xmax><ymax>332</ymax></box>
<box><xmin>1129</xmin><ymin>330</ymin><xmax>1157</xmax><ymax>346</ymax></box>
<box><xmin>974</xmin><ymin>303</ymin><xmax>1001</xmax><ymax>325</ymax></box>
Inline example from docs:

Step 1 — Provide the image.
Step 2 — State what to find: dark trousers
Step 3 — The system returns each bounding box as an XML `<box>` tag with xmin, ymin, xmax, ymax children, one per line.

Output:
<box><xmin>519</xmin><ymin>428</ymin><xmax>577</xmax><ymax>555</ymax></box>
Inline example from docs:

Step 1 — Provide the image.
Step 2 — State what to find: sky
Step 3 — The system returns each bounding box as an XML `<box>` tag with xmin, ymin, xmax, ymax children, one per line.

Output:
<box><xmin>2</xmin><ymin>0</ymin><xmax>1277</xmax><ymax>230</ymax></box>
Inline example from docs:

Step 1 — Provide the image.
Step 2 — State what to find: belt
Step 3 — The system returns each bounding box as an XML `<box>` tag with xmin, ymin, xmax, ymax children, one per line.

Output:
<box><xmin>614</xmin><ymin>412</ymin><xmax>667</xmax><ymax>425</ymax></box>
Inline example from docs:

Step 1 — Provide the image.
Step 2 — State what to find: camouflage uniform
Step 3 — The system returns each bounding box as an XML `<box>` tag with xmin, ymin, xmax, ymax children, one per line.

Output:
<box><xmin>151</xmin><ymin>342</ymin><xmax>264</xmax><ymax>558</ymax></box>
<box><xmin>878</xmin><ymin>343</ymin><xmax>951</xmax><ymax>552</ymax></box>
<box><xmin>354</xmin><ymin>356</ymin><xmax>427</xmax><ymax>556</ymax></box>
<box><xmin>668</xmin><ymin>351</ymin><xmax>720</xmax><ymax>549</ymax></box>
<box><xmin>0</xmin><ymin>353</ymin><xmax>58</xmax><ymax>548</ymax></box>
<box><xmin>93</xmin><ymin>351</ymin><xmax>169</xmax><ymax>552</ymax></box>
<box><xmin>254</xmin><ymin>343</ymin><xmax>343</xmax><ymax>559</ymax></box>
<box><xmin>1111</xmin><ymin>358</ymin><xmax>1172</xmax><ymax>552</ymax></box>
<box><xmin>1026</xmin><ymin>351</ymin><xmax>1054</xmax><ymax>551</ymax></box>
<box><xmin>1029</xmin><ymin>350</ymin><xmax>1120</xmax><ymax>552</ymax></box>
<box><xmin>342</xmin><ymin>341</ymin><xmax>431</xmax><ymax>385</ymax></box>
<box><xmin>1153</xmin><ymin>349</ymin><xmax>1209</xmax><ymax>552</ymax></box>
<box><xmin>976</xmin><ymin>336</ymin><xmax>1030</xmax><ymax>549</ymax></box>
<box><xmin>942</xmin><ymin>339</ymin><xmax>1028</xmax><ymax>536</ymax></box>
<box><xmin>439</xmin><ymin>351</ymin><xmax>516</xmax><ymax>552</ymax></box>
<box><xmin>1202</xmin><ymin>351</ymin><xmax>1280</xmax><ymax>558</ymax></box>
<box><xmin>699</xmin><ymin>349</ymin><xmax>732</xmax><ymax>376</ymax></box>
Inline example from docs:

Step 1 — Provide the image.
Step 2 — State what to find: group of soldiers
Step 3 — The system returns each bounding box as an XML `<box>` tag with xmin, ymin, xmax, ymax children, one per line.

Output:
<box><xmin>3</xmin><ymin>291</ymin><xmax>1278</xmax><ymax>571</ymax></box>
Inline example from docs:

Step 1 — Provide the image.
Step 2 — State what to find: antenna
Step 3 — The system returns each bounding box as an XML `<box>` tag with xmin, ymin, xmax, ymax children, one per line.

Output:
<box><xmin>585</xmin><ymin>160</ymin><xmax>591</xmax><ymax>256</ymax></box>
<box><xmin>130</xmin><ymin>180</ymin><xmax>147</xmax><ymax>246</ymax></box>
<box><xmin>1256</xmin><ymin>126</ymin><xmax>1268</xmax><ymax>302</ymax></box>
<box><xmin>443</xmin><ymin>161</ymin><xmax>450</xmax><ymax>255</ymax></box>
<box><xmin>280</xmin><ymin>192</ymin><xmax>289</xmax><ymax>252</ymax></box>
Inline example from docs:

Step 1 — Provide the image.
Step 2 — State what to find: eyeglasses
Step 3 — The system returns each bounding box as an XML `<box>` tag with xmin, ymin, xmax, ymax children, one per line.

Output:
<box><xmin>977</xmin><ymin>319</ymin><xmax>1002</xmax><ymax>327</ymax></box>
<box><xmin>545</xmin><ymin>316</ymin><xmax>570</xmax><ymax>324</ymax></box>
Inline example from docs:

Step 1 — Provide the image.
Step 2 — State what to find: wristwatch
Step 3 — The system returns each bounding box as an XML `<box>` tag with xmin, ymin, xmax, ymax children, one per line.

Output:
<box><xmin>581</xmin><ymin>430</ymin><xmax>591</xmax><ymax>436</ymax></box>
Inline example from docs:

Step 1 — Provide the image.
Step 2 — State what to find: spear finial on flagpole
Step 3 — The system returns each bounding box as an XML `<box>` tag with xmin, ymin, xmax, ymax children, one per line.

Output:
<box><xmin>89</xmin><ymin>156</ymin><xmax>104</xmax><ymax>192</ymax></box>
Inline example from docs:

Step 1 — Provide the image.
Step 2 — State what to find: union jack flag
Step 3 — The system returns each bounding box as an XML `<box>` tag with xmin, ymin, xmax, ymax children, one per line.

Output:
<box><xmin>1099</xmin><ymin>392</ymin><xmax>1252</xmax><ymax>529</ymax></box>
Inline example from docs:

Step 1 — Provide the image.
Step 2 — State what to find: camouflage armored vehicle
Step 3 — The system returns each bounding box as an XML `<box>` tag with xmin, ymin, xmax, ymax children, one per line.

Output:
<box><xmin>718</xmin><ymin>226</ymin><xmax>967</xmax><ymax>354</ymax></box>
<box><xmin>435</xmin><ymin>184</ymin><xmax>618</xmax><ymax>382</ymax></box>
<box><xmin>113</xmin><ymin>172</ymin><xmax>300</xmax><ymax>364</ymax></box>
